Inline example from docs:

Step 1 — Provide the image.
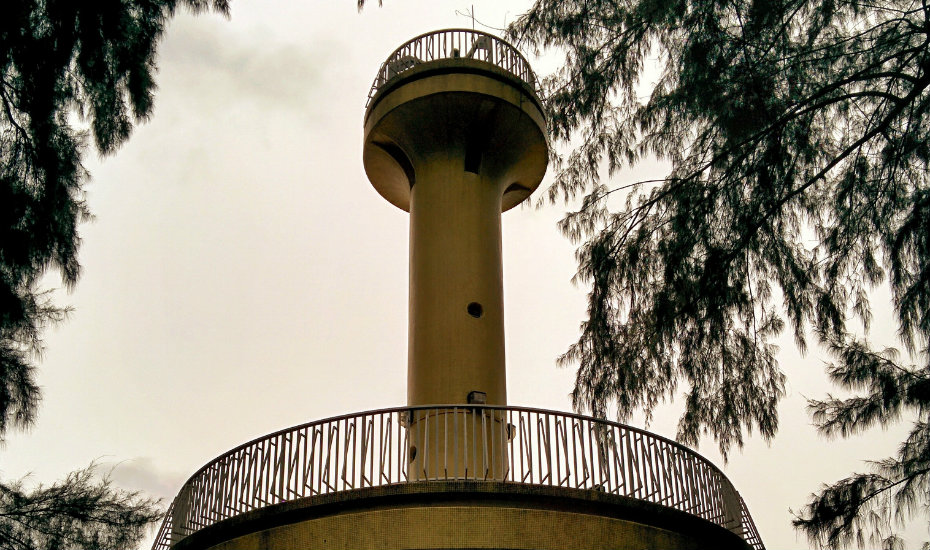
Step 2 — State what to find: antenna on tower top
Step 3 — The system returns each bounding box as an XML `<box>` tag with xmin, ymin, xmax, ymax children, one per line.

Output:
<box><xmin>453</xmin><ymin>5</ymin><xmax>476</xmax><ymax>29</ymax></box>
<box><xmin>455</xmin><ymin>6</ymin><xmax>508</xmax><ymax>33</ymax></box>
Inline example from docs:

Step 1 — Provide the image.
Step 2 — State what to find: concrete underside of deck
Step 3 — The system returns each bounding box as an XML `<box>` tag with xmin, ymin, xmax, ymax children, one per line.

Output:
<box><xmin>173</xmin><ymin>481</ymin><xmax>751</xmax><ymax>550</ymax></box>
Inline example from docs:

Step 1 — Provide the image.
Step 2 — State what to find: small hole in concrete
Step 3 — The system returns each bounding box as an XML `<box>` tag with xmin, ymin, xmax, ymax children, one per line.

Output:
<box><xmin>409</xmin><ymin>446</ymin><xmax>417</xmax><ymax>462</ymax></box>
<box><xmin>467</xmin><ymin>302</ymin><xmax>483</xmax><ymax>318</ymax></box>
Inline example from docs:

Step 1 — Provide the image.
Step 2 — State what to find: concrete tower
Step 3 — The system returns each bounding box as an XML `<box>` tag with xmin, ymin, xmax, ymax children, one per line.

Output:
<box><xmin>362</xmin><ymin>30</ymin><xmax>547</xmax><ymax>481</ymax></box>
<box><xmin>363</xmin><ymin>30</ymin><xmax>547</xmax><ymax>409</ymax></box>
<box><xmin>153</xmin><ymin>30</ymin><xmax>765</xmax><ymax>550</ymax></box>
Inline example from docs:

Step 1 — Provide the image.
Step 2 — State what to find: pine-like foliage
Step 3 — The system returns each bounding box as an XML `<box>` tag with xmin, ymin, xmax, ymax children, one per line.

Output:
<box><xmin>794</xmin><ymin>341</ymin><xmax>929</xmax><ymax>548</ymax></box>
<box><xmin>510</xmin><ymin>0</ymin><xmax>929</xmax><ymax>545</ymax></box>
<box><xmin>0</xmin><ymin>465</ymin><xmax>161</xmax><ymax>550</ymax></box>
<box><xmin>2</xmin><ymin>1</ymin><xmax>227</xmax><ymax>548</ymax></box>
<box><xmin>1</xmin><ymin>0</ymin><xmax>228</xmax><ymax>437</ymax></box>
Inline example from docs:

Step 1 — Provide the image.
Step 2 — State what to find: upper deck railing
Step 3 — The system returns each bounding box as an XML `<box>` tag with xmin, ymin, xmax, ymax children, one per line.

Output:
<box><xmin>151</xmin><ymin>405</ymin><xmax>764</xmax><ymax>550</ymax></box>
<box><xmin>366</xmin><ymin>29</ymin><xmax>540</xmax><ymax>107</ymax></box>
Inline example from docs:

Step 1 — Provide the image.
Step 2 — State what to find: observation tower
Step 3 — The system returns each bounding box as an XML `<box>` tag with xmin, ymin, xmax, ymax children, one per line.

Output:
<box><xmin>152</xmin><ymin>29</ymin><xmax>765</xmax><ymax>550</ymax></box>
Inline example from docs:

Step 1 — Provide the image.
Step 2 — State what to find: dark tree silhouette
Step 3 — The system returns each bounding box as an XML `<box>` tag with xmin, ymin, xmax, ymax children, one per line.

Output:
<box><xmin>510</xmin><ymin>0</ymin><xmax>929</xmax><ymax>547</ymax></box>
<box><xmin>1</xmin><ymin>1</ymin><xmax>227</xmax><ymax>548</ymax></box>
<box><xmin>0</xmin><ymin>465</ymin><xmax>162</xmax><ymax>550</ymax></box>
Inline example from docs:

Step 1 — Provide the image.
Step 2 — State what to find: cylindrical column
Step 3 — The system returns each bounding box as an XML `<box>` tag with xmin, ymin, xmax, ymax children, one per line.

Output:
<box><xmin>408</xmin><ymin>162</ymin><xmax>506</xmax><ymax>406</ymax></box>
<box><xmin>364</xmin><ymin>69</ymin><xmax>546</xmax><ymax>406</ymax></box>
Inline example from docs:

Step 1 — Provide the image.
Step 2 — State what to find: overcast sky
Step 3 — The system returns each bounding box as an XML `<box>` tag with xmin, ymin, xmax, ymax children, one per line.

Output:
<box><xmin>2</xmin><ymin>2</ymin><xmax>928</xmax><ymax>549</ymax></box>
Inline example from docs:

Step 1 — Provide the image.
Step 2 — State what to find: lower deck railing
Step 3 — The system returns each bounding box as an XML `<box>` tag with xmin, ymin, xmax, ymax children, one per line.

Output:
<box><xmin>152</xmin><ymin>405</ymin><xmax>764</xmax><ymax>550</ymax></box>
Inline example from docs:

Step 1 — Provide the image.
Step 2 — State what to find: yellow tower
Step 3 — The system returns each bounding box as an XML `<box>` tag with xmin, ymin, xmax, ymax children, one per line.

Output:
<box><xmin>152</xmin><ymin>30</ymin><xmax>765</xmax><ymax>550</ymax></box>
<box><xmin>363</xmin><ymin>30</ymin><xmax>547</xmax><ymax>409</ymax></box>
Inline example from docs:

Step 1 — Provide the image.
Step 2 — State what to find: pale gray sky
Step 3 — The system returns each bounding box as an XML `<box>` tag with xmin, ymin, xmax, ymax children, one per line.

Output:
<box><xmin>2</xmin><ymin>2</ymin><xmax>927</xmax><ymax>549</ymax></box>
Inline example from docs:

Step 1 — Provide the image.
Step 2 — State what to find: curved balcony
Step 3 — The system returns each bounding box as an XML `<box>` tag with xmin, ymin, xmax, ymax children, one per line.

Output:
<box><xmin>151</xmin><ymin>405</ymin><xmax>764</xmax><ymax>550</ymax></box>
<box><xmin>365</xmin><ymin>28</ymin><xmax>540</xmax><ymax>109</ymax></box>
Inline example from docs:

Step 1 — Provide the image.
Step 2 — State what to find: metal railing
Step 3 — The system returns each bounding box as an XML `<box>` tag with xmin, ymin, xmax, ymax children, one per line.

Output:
<box><xmin>152</xmin><ymin>405</ymin><xmax>763</xmax><ymax>550</ymax></box>
<box><xmin>366</xmin><ymin>29</ymin><xmax>539</xmax><ymax>107</ymax></box>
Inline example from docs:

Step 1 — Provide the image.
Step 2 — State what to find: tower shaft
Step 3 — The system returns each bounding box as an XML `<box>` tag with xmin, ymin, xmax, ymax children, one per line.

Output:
<box><xmin>409</xmin><ymin>163</ymin><xmax>506</xmax><ymax>406</ymax></box>
<box><xmin>364</xmin><ymin>62</ymin><xmax>548</xmax><ymax>408</ymax></box>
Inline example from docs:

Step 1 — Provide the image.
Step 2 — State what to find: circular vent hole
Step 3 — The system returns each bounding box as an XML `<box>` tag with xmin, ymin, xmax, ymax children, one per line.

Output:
<box><xmin>467</xmin><ymin>302</ymin><xmax>483</xmax><ymax>318</ymax></box>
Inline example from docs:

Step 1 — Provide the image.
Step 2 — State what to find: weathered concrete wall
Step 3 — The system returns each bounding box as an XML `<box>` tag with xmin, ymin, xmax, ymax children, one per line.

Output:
<box><xmin>174</xmin><ymin>482</ymin><xmax>751</xmax><ymax>550</ymax></box>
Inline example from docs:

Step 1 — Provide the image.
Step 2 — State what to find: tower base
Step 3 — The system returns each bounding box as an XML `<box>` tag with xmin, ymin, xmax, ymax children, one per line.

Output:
<box><xmin>172</xmin><ymin>482</ymin><xmax>751</xmax><ymax>550</ymax></box>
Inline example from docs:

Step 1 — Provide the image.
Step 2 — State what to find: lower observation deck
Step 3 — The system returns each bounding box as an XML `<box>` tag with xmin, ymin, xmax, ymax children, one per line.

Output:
<box><xmin>152</xmin><ymin>405</ymin><xmax>764</xmax><ymax>550</ymax></box>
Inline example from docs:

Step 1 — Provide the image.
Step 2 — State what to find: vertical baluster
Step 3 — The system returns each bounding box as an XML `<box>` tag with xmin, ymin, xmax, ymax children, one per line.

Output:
<box><xmin>395</xmin><ymin>411</ymin><xmax>401</xmax><ymax>483</ymax></box>
<box><xmin>433</xmin><ymin>407</ymin><xmax>440</xmax><ymax>479</ymax></box>
<box><xmin>228</xmin><ymin>450</ymin><xmax>241</xmax><ymax>514</ymax></box>
<box><xmin>333</xmin><ymin>420</ymin><xmax>341</xmax><ymax>492</ymax></box>
<box><xmin>508</xmin><ymin>409</ymin><xmax>515</xmax><ymax>481</ymax></box>
<box><xmin>200</xmin><ymin>472</ymin><xmax>212</xmax><ymax>525</ymax></box>
<box><xmin>543</xmin><ymin>413</ymin><xmax>553</xmax><ymax>485</ymax></box>
<box><xmin>626</xmin><ymin>431</ymin><xmax>641</xmax><ymax>499</ymax></box>
<box><xmin>304</xmin><ymin>428</ymin><xmax>317</xmax><ymax>496</ymax></box>
<box><xmin>554</xmin><ymin>416</ymin><xmax>562</xmax><ymax>485</ymax></box>
<box><xmin>581</xmin><ymin>420</ymin><xmax>600</xmax><ymax>488</ymax></box>
<box><xmin>216</xmin><ymin>460</ymin><xmax>227</xmax><ymax>521</ymax></box>
<box><xmin>199</xmin><ymin>468</ymin><xmax>212</xmax><ymax>525</ymax></box>
<box><xmin>238</xmin><ymin>449</ymin><xmax>251</xmax><ymax>510</ymax></box>
<box><xmin>346</xmin><ymin>417</ymin><xmax>354</xmax><ymax>490</ymax></box>
<box><xmin>400</xmin><ymin>410</ymin><xmax>407</xmax><ymax>482</ymax></box>
<box><xmin>253</xmin><ymin>441</ymin><xmax>265</xmax><ymax>507</ymax></box>
<box><xmin>443</xmin><ymin>408</ymin><xmax>449</xmax><ymax>478</ymax></box>
<box><xmin>489</xmin><ymin>408</ymin><xmax>496</xmax><ymax>479</ymax></box>
<box><xmin>333</xmin><ymin>420</ymin><xmax>341</xmax><ymax>491</ymax></box>
<box><xmin>247</xmin><ymin>445</ymin><xmax>259</xmax><ymax>509</ymax></box>
<box><xmin>519</xmin><ymin>413</ymin><xmax>527</xmax><ymax>483</ymax></box>
<box><xmin>351</xmin><ymin>416</ymin><xmax>358</xmax><ymax>488</ymax></box>
<box><xmin>274</xmin><ymin>434</ymin><xmax>285</xmax><ymax>502</ymax></box>
<box><xmin>710</xmin><ymin>468</ymin><xmax>722</xmax><ymax>523</ymax></box>
<box><xmin>665</xmin><ymin>444</ymin><xmax>679</xmax><ymax>507</ymax></box>
<box><xmin>705</xmin><ymin>464</ymin><xmax>720</xmax><ymax>522</ymax></box>
<box><xmin>379</xmin><ymin>413</ymin><xmax>389</xmax><ymax>485</ymax></box>
<box><xmin>681</xmin><ymin>452</ymin><xmax>694</xmax><ymax>514</ymax></box>
<box><xmin>674</xmin><ymin>447</ymin><xmax>688</xmax><ymax>510</ymax></box>
<box><xmin>285</xmin><ymin>433</ymin><xmax>295</xmax><ymax>499</ymax></box>
<box><xmin>212</xmin><ymin>459</ymin><xmax>226</xmax><ymax>521</ymax></box>
<box><xmin>696</xmin><ymin>462</ymin><xmax>712</xmax><ymax>521</ymax></box>
<box><xmin>254</xmin><ymin>441</ymin><xmax>265</xmax><ymax>507</ymax></box>
<box><xmin>422</xmin><ymin>408</ymin><xmax>430</xmax><ymax>479</ymax></box>
<box><xmin>363</xmin><ymin>415</ymin><xmax>372</xmax><ymax>487</ymax></box>
<box><xmin>264</xmin><ymin>439</ymin><xmax>274</xmax><ymax>505</ymax></box>
<box><xmin>611</xmin><ymin>426</ymin><xmax>624</xmax><ymax>494</ymax></box>
<box><xmin>304</xmin><ymin>428</ymin><xmax>313</xmax><ymax>497</ymax></box>
<box><xmin>571</xmin><ymin>420</ymin><xmax>580</xmax><ymax>488</ymax></box>
<box><xmin>379</xmin><ymin>413</ymin><xmax>394</xmax><ymax>485</ymax></box>
<box><xmin>471</xmin><ymin>406</ymin><xmax>479</xmax><ymax>480</ymax></box>
<box><xmin>478</xmin><ymin>409</ymin><xmax>486</xmax><ymax>479</ymax></box>
<box><xmin>453</xmin><ymin>406</ymin><xmax>460</xmax><ymax>479</ymax></box>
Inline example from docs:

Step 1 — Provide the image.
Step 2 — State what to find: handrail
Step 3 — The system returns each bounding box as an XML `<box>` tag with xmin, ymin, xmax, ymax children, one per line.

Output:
<box><xmin>365</xmin><ymin>28</ymin><xmax>540</xmax><ymax>107</ymax></box>
<box><xmin>151</xmin><ymin>405</ymin><xmax>764</xmax><ymax>550</ymax></box>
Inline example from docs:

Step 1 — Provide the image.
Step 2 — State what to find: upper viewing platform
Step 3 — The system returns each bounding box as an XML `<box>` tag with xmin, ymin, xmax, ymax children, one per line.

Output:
<box><xmin>362</xmin><ymin>28</ymin><xmax>548</xmax><ymax>213</ymax></box>
<box><xmin>365</xmin><ymin>28</ymin><xmax>542</xmax><ymax>115</ymax></box>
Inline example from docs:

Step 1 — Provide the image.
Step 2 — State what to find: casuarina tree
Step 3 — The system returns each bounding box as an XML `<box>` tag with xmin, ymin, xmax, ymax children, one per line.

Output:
<box><xmin>509</xmin><ymin>0</ymin><xmax>930</xmax><ymax>547</ymax></box>
<box><xmin>1</xmin><ymin>1</ymin><xmax>227</xmax><ymax>548</ymax></box>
